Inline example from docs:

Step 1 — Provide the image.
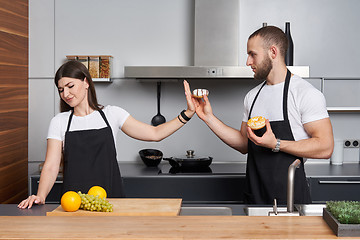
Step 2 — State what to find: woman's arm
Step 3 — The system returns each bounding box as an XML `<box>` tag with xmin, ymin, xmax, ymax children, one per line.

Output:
<box><xmin>121</xmin><ymin>80</ymin><xmax>196</xmax><ymax>142</ymax></box>
<box><xmin>18</xmin><ymin>139</ymin><xmax>62</xmax><ymax>209</ymax></box>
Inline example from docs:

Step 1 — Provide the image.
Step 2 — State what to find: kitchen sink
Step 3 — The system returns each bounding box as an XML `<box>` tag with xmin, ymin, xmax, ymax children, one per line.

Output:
<box><xmin>244</xmin><ymin>204</ymin><xmax>326</xmax><ymax>216</ymax></box>
<box><xmin>295</xmin><ymin>204</ymin><xmax>326</xmax><ymax>216</ymax></box>
<box><xmin>179</xmin><ymin>207</ymin><xmax>232</xmax><ymax>216</ymax></box>
<box><xmin>244</xmin><ymin>159</ymin><xmax>327</xmax><ymax>217</ymax></box>
<box><xmin>244</xmin><ymin>206</ymin><xmax>290</xmax><ymax>216</ymax></box>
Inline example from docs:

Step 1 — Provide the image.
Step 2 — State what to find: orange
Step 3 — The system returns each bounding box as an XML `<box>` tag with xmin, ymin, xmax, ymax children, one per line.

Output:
<box><xmin>88</xmin><ymin>186</ymin><xmax>107</xmax><ymax>199</ymax></box>
<box><xmin>61</xmin><ymin>191</ymin><xmax>81</xmax><ymax>212</ymax></box>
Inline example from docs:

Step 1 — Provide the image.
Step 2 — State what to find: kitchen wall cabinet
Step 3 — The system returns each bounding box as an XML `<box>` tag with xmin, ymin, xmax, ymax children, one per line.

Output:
<box><xmin>303</xmin><ymin>77</ymin><xmax>360</xmax><ymax>113</ymax></box>
<box><xmin>28</xmin><ymin>0</ymin><xmax>54</xmax><ymax>78</ymax></box>
<box><xmin>309</xmin><ymin>177</ymin><xmax>360</xmax><ymax>203</ymax></box>
<box><xmin>0</xmin><ymin>0</ymin><xmax>28</xmax><ymax>203</ymax></box>
<box><xmin>322</xmin><ymin>78</ymin><xmax>360</xmax><ymax>112</ymax></box>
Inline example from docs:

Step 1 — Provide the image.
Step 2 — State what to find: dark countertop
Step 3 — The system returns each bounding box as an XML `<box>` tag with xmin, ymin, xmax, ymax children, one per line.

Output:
<box><xmin>0</xmin><ymin>204</ymin><xmax>58</xmax><ymax>216</ymax></box>
<box><xmin>304</xmin><ymin>162</ymin><xmax>360</xmax><ymax>178</ymax></box>
<box><xmin>127</xmin><ymin>161</ymin><xmax>360</xmax><ymax>178</ymax></box>
<box><xmin>122</xmin><ymin>162</ymin><xmax>247</xmax><ymax>177</ymax></box>
<box><xmin>30</xmin><ymin>162</ymin><xmax>360</xmax><ymax>178</ymax></box>
<box><xmin>0</xmin><ymin>203</ymin><xmax>247</xmax><ymax>216</ymax></box>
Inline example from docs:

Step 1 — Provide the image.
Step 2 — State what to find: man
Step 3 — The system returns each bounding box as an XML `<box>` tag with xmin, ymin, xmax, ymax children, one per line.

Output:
<box><xmin>193</xmin><ymin>26</ymin><xmax>334</xmax><ymax>204</ymax></box>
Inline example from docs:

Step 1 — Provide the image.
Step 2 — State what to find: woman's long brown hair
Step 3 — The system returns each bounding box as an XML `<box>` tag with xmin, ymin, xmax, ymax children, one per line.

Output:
<box><xmin>54</xmin><ymin>60</ymin><xmax>103</xmax><ymax>112</ymax></box>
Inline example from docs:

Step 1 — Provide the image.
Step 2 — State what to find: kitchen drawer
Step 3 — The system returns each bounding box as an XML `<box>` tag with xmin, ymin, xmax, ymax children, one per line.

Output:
<box><xmin>309</xmin><ymin>177</ymin><xmax>360</xmax><ymax>203</ymax></box>
<box><xmin>29</xmin><ymin>176</ymin><xmax>63</xmax><ymax>203</ymax></box>
<box><xmin>123</xmin><ymin>176</ymin><xmax>245</xmax><ymax>204</ymax></box>
<box><xmin>29</xmin><ymin>175</ymin><xmax>246</xmax><ymax>204</ymax></box>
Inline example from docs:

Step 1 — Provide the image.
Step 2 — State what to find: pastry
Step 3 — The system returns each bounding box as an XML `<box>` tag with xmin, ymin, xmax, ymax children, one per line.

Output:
<box><xmin>247</xmin><ymin>116</ymin><xmax>266</xmax><ymax>130</ymax></box>
<box><xmin>192</xmin><ymin>89</ymin><xmax>209</xmax><ymax>98</ymax></box>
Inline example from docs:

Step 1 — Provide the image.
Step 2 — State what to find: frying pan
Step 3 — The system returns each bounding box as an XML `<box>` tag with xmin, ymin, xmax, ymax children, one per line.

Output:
<box><xmin>163</xmin><ymin>150</ymin><xmax>212</xmax><ymax>169</ymax></box>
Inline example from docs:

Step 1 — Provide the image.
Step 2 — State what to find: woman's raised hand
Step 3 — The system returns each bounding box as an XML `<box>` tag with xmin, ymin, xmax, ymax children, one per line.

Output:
<box><xmin>183</xmin><ymin>80</ymin><xmax>196</xmax><ymax>117</ymax></box>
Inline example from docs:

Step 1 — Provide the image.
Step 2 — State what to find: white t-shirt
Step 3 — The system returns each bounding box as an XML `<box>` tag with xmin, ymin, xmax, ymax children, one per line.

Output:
<box><xmin>242</xmin><ymin>75</ymin><xmax>329</xmax><ymax>141</ymax></box>
<box><xmin>47</xmin><ymin>105</ymin><xmax>130</xmax><ymax>145</ymax></box>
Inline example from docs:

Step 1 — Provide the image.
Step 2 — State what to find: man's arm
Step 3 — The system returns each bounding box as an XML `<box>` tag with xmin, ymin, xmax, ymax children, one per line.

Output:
<box><xmin>194</xmin><ymin>94</ymin><xmax>248</xmax><ymax>154</ymax></box>
<box><xmin>203</xmin><ymin>114</ymin><xmax>248</xmax><ymax>154</ymax></box>
<box><xmin>248</xmin><ymin>118</ymin><xmax>334</xmax><ymax>159</ymax></box>
<box><xmin>279</xmin><ymin>118</ymin><xmax>334</xmax><ymax>159</ymax></box>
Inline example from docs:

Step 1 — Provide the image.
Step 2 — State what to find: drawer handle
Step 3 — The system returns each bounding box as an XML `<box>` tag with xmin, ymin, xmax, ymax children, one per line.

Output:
<box><xmin>37</xmin><ymin>180</ymin><xmax>63</xmax><ymax>184</ymax></box>
<box><xmin>318</xmin><ymin>180</ymin><xmax>360</xmax><ymax>184</ymax></box>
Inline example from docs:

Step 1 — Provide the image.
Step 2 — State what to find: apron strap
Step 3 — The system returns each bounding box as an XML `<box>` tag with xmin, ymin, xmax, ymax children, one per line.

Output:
<box><xmin>98</xmin><ymin>109</ymin><xmax>111</xmax><ymax>128</ymax></box>
<box><xmin>282</xmin><ymin>69</ymin><xmax>291</xmax><ymax>121</ymax></box>
<box><xmin>66</xmin><ymin>111</ymin><xmax>74</xmax><ymax>133</ymax></box>
<box><xmin>248</xmin><ymin>69</ymin><xmax>292</xmax><ymax>121</ymax></box>
<box><xmin>248</xmin><ymin>81</ymin><xmax>266</xmax><ymax>120</ymax></box>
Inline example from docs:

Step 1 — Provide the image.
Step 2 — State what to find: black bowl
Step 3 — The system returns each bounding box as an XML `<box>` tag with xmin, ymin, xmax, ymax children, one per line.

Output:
<box><xmin>139</xmin><ymin>149</ymin><xmax>163</xmax><ymax>167</ymax></box>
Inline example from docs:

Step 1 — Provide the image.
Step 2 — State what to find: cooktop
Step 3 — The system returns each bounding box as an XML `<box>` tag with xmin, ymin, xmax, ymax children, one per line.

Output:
<box><xmin>158</xmin><ymin>163</ymin><xmax>246</xmax><ymax>175</ymax></box>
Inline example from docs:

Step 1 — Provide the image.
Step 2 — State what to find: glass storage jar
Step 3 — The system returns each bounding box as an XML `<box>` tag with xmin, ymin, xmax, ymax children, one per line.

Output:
<box><xmin>66</xmin><ymin>55</ymin><xmax>77</xmax><ymax>61</ymax></box>
<box><xmin>89</xmin><ymin>56</ymin><xmax>100</xmax><ymax>78</ymax></box>
<box><xmin>99</xmin><ymin>56</ymin><xmax>112</xmax><ymax>79</ymax></box>
<box><xmin>78</xmin><ymin>56</ymin><xmax>89</xmax><ymax>69</ymax></box>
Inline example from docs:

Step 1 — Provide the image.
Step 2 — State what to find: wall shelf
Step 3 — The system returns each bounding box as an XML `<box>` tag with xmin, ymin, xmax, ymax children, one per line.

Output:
<box><xmin>327</xmin><ymin>107</ymin><xmax>360</xmax><ymax>113</ymax></box>
<box><xmin>93</xmin><ymin>78</ymin><xmax>112</xmax><ymax>82</ymax></box>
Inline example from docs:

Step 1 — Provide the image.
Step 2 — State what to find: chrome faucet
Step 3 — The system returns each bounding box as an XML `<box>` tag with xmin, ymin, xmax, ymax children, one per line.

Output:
<box><xmin>287</xmin><ymin>159</ymin><xmax>301</xmax><ymax>213</ymax></box>
<box><xmin>269</xmin><ymin>159</ymin><xmax>301</xmax><ymax>216</ymax></box>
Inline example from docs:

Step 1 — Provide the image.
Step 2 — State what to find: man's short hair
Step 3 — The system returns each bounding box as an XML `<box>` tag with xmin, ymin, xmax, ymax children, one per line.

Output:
<box><xmin>249</xmin><ymin>26</ymin><xmax>289</xmax><ymax>58</ymax></box>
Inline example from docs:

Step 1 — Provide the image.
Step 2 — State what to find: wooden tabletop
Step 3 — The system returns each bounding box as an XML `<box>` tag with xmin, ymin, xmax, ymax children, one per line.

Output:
<box><xmin>0</xmin><ymin>215</ymin><xmax>355</xmax><ymax>239</ymax></box>
<box><xmin>46</xmin><ymin>198</ymin><xmax>182</xmax><ymax>216</ymax></box>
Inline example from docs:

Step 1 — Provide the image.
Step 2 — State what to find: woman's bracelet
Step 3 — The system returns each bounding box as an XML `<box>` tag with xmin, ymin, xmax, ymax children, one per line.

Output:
<box><xmin>180</xmin><ymin>110</ymin><xmax>191</xmax><ymax>121</ymax></box>
<box><xmin>177</xmin><ymin>115</ymin><xmax>186</xmax><ymax>124</ymax></box>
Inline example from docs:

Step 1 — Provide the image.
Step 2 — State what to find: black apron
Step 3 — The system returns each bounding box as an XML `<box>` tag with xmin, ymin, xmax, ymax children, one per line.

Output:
<box><xmin>62</xmin><ymin>109</ymin><xmax>125</xmax><ymax>197</ymax></box>
<box><xmin>244</xmin><ymin>70</ymin><xmax>311</xmax><ymax>205</ymax></box>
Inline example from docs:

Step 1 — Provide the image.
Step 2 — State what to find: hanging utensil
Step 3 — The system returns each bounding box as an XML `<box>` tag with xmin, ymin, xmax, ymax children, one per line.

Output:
<box><xmin>151</xmin><ymin>81</ymin><xmax>166</xmax><ymax>126</ymax></box>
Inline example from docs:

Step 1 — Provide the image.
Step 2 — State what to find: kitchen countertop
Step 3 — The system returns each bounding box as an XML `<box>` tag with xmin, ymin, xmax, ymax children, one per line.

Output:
<box><xmin>0</xmin><ymin>204</ymin><xmax>354</xmax><ymax>239</ymax></box>
<box><xmin>0</xmin><ymin>204</ymin><xmax>58</xmax><ymax>216</ymax></box>
<box><xmin>304</xmin><ymin>162</ymin><xmax>360</xmax><ymax>177</ymax></box>
<box><xmin>0</xmin><ymin>213</ymin><xmax>356</xmax><ymax>239</ymax></box>
<box><xmin>30</xmin><ymin>162</ymin><xmax>360</xmax><ymax>178</ymax></box>
<box><xmin>129</xmin><ymin>161</ymin><xmax>360</xmax><ymax>177</ymax></box>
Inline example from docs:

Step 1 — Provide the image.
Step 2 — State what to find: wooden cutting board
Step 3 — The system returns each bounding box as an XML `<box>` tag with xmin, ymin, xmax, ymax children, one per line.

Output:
<box><xmin>46</xmin><ymin>198</ymin><xmax>182</xmax><ymax>216</ymax></box>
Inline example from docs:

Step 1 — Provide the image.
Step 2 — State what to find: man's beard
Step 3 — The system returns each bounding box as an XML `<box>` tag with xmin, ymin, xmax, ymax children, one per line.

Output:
<box><xmin>254</xmin><ymin>56</ymin><xmax>272</xmax><ymax>80</ymax></box>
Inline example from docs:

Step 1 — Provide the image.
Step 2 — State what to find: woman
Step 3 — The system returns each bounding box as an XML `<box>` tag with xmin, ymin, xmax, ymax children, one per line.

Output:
<box><xmin>18</xmin><ymin>60</ymin><xmax>195</xmax><ymax>208</ymax></box>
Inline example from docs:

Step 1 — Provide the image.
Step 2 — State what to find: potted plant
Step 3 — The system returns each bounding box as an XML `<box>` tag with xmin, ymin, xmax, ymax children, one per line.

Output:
<box><xmin>323</xmin><ymin>201</ymin><xmax>360</xmax><ymax>237</ymax></box>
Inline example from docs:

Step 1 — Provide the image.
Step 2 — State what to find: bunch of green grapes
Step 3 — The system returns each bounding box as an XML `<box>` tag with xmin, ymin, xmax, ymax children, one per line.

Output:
<box><xmin>77</xmin><ymin>191</ymin><xmax>113</xmax><ymax>212</ymax></box>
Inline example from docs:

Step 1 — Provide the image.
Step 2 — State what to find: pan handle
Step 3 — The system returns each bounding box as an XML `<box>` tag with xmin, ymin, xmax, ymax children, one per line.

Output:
<box><xmin>162</xmin><ymin>157</ymin><xmax>180</xmax><ymax>168</ymax></box>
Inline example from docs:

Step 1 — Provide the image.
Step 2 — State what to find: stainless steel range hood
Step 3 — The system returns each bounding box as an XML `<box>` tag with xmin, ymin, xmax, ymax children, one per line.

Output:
<box><xmin>124</xmin><ymin>0</ymin><xmax>309</xmax><ymax>79</ymax></box>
